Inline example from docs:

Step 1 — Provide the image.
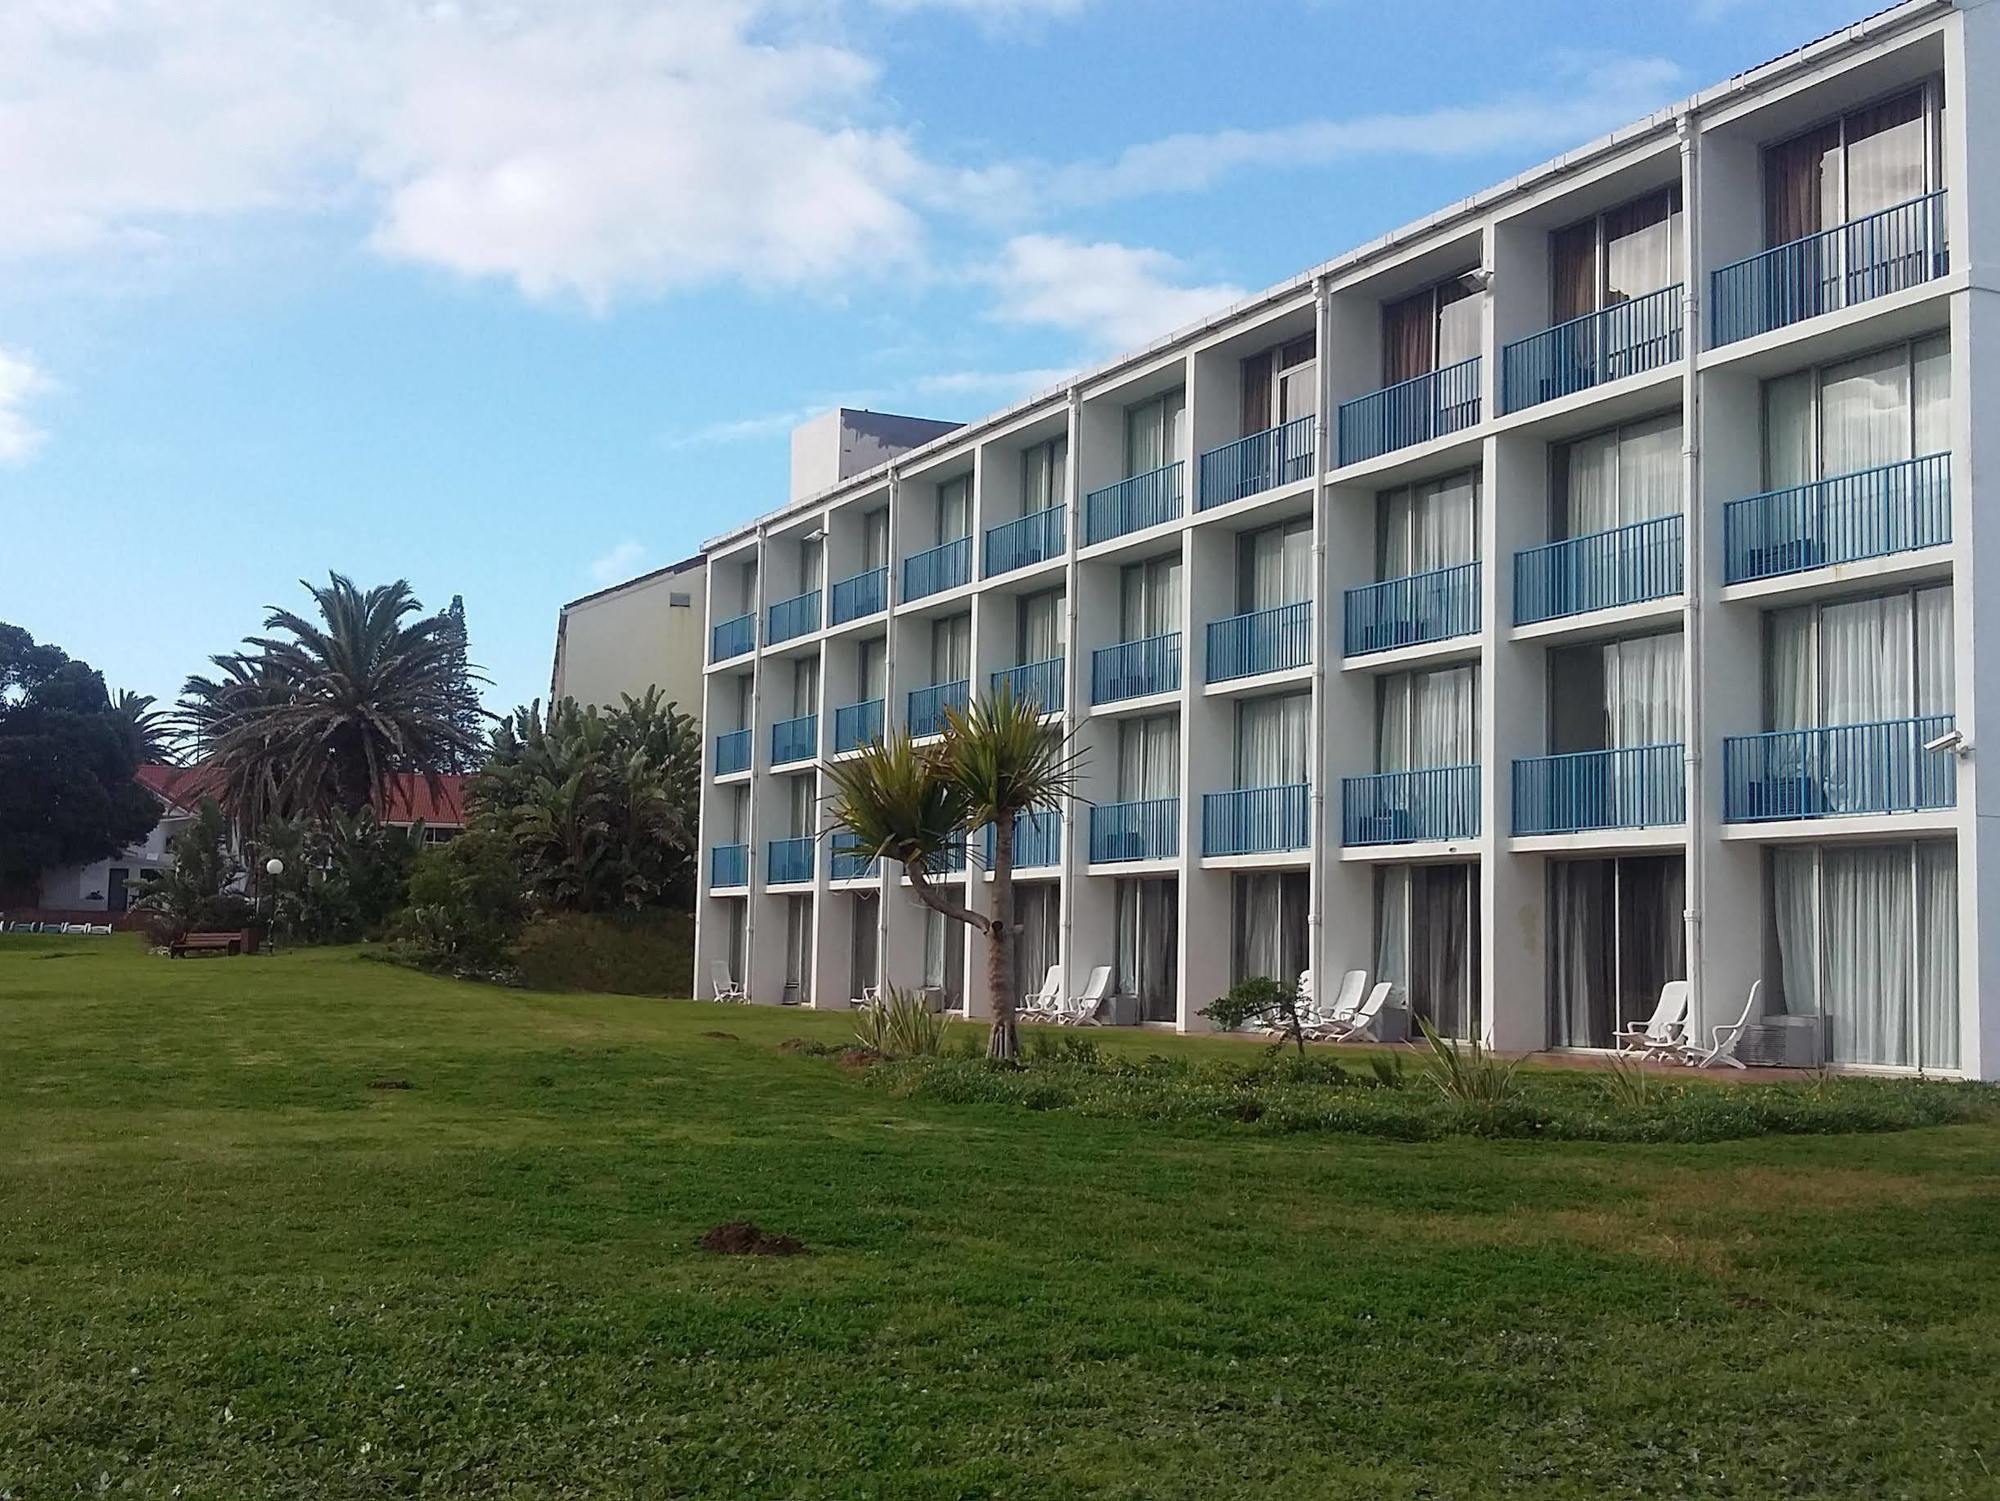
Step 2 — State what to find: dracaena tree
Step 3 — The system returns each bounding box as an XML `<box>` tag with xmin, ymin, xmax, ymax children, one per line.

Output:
<box><xmin>823</xmin><ymin>688</ymin><xmax>1081</xmax><ymax>1060</ymax></box>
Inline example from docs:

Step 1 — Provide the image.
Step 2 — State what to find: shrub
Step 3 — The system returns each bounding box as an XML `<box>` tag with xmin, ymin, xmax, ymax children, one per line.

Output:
<box><xmin>1200</xmin><ymin>975</ymin><xmax>1308</xmax><ymax>1052</ymax></box>
<box><xmin>853</xmin><ymin>985</ymin><xmax>949</xmax><ymax>1059</ymax></box>
<box><xmin>131</xmin><ymin>799</ymin><xmax>254</xmax><ymax>945</ymax></box>
<box><xmin>1414</xmin><ymin>1019</ymin><xmax>1524</xmax><ymax>1105</ymax></box>
<box><xmin>386</xmin><ymin>829</ymin><xmax>525</xmax><ymax>976</ymax></box>
<box><xmin>509</xmin><ymin>907</ymin><xmax>692</xmax><ymax>996</ymax></box>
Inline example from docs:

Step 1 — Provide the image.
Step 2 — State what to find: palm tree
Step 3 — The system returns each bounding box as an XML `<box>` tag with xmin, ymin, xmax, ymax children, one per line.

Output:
<box><xmin>112</xmin><ymin>689</ymin><xmax>178</xmax><ymax>763</ymax></box>
<box><xmin>174</xmin><ymin>653</ymin><xmax>294</xmax><ymax>829</ymax></box>
<box><xmin>185</xmin><ymin>575</ymin><xmax>488</xmax><ymax>823</ymax></box>
<box><xmin>824</xmin><ymin>688</ymin><xmax>1081</xmax><ymax>1060</ymax></box>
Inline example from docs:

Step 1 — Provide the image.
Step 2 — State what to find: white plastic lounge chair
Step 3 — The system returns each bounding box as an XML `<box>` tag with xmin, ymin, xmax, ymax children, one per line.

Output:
<box><xmin>1316</xmin><ymin>981</ymin><xmax>1393</xmax><ymax>1043</ymax></box>
<box><xmin>1308</xmin><ymin>969</ymin><xmax>1367</xmax><ymax>1031</ymax></box>
<box><xmin>1020</xmin><ymin>965</ymin><xmax>1063</xmax><ymax>1021</ymax></box>
<box><xmin>87</xmin><ymin>924</ymin><xmax>113</xmax><ymax>935</ymax></box>
<box><xmin>1055</xmin><ymin>966</ymin><xmax>1113</xmax><ymax>1026</ymax></box>
<box><xmin>709</xmin><ymin>960</ymin><xmax>747</xmax><ymax>1003</ymax></box>
<box><xmin>850</xmin><ymin>983</ymin><xmax>883</xmax><ymax>1009</ymax></box>
<box><xmin>1616</xmin><ymin>980</ymin><xmax>1689</xmax><ymax>1057</ymax></box>
<box><xmin>1682</xmin><ymin>981</ymin><xmax>1762</xmax><ymax>1069</ymax></box>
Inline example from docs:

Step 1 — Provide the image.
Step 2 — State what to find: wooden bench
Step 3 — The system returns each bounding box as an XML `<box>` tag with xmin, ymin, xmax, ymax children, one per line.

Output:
<box><xmin>169</xmin><ymin>930</ymin><xmax>253</xmax><ymax>958</ymax></box>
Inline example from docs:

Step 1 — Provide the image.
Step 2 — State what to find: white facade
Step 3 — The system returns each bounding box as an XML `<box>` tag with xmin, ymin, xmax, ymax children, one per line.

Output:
<box><xmin>696</xmin><ymin>0</ymin><xmax>2000</xmax><ymax>1077</ymax></box>
<box><xmin>550</xmin><ymin>554</ymin><xmax>708</xmax><ymax>718</ymax></box>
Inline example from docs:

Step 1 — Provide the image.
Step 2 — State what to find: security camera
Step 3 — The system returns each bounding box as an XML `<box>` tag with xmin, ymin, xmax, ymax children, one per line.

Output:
<box><xmin>1458</xmin><ymin>267</ymin><xmax>1496</xmax><ymax>294</ymax></box>
<box><xmin>1924</xmin><ymin>727</ymin><xmax>1968</xmax><ymax>756</ymax></box>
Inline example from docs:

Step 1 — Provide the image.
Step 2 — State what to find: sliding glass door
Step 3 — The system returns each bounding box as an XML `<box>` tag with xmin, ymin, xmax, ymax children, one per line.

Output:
<box><xmin>1115</xmin><ymin>877</ymin><xmax>1179</xmax><ymax>1023</ymax></box>
<box><xmin>1374</xmin><ymin>863</ymin><xmax>1480</xmax><ymax>1039</ymax></box>
<box><xmin>1012</xmin><ymin>883</ymin><xmax>1060</xmax><ymax>998</ymax></box>
<box><xmin>1231</xmin><ymin>870</ymin><xmax>1308</xmax><ymax>986</ymax></box>
<box><xmin>1547</xmin><ymin>854</ymin><xmax>1686</xmax><ymax>1048</ymax></box>
<box><xmin>849</xmin><ymin>891</ymin><xmax>878</xmax><ymax>1001</ymax></box>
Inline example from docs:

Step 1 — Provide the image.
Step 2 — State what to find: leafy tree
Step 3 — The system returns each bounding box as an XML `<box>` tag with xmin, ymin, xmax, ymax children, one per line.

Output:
<box><xmin>1201</xmin><ymin>976</ymin><xmax>1310</xmax><ymax>1056</ymax></box>
<box><xmin>256</xmin><ymin>808</ymin><xmax>426</xmax><ymax>943</ymax></box>
<box><xmin>129</xmin><ymin>798</ymin><xmax>250</xmax><ymax>943</ymax></box>
<box><xmin>824</xmin><ymin>689</ymin><xmax>1081</xmax><ymax>1061</ymax></box>
<box><xmin>178</xmin><ymin>574</ymin><xmax>487</xmax><ymax>824</ymax></box>
<box><xmin>0</xmin><ymin>622</ymin><xmax>160</xmax><ymax>893</ymax></box>
<box><xmin>474</xmin><ymin>690</ymin><xmax>699</xmax><ymax>912</ymax></box>
<box><xmin>392</xmin><ymin>829</ymin><xmax>527</xmax><ymax>971</ymax></box>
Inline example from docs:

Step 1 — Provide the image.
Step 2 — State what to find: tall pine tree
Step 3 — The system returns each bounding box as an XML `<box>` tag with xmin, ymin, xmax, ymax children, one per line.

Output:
<box><xmin>438</xmin><ymin>595</ymin><xmax>491</xmax><ymax>772</ymax></box>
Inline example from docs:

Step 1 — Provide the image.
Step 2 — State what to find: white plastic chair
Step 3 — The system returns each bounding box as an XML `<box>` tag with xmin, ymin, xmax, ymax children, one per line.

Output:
<box><xmin>1316</xmin><ymin>981</ymin><xmax>1393</xmax><ymax>1043</ymax></box>
<box><xmin>1682</xmin><ymin>980</ymin><xmax>1762</xmax><ymax>1069</ymax></box>
<box><xmin>1616</xmin><ymin>980</ymin><xmax>1689</xmax><ymax>1057</ymax></box>
<box><xmin>1056</xmin><ymin>966</ymin><xmax>1113</xmax><ymax>1026</ymax></box>
<box><xmin>1309</xmin><ymin>969</ymin><xmax>1367</xmax><ymax>1030</ymax></box>
<box><xmin>1020</xmin><ymin>965</ymin><xmax>1063</xmax><ymax>1021</ymax></box>
<box><xmin>710</xmin><ymin>960</ymin><xmax>748</xmax><ymax>1003</ymax></box>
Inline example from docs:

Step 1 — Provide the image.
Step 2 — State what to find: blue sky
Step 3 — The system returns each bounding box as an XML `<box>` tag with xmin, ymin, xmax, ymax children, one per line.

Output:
<box><xmin>0</xmin><ymin>0</ymin><xmax>1866</xmax><ymax>719</ymax></box>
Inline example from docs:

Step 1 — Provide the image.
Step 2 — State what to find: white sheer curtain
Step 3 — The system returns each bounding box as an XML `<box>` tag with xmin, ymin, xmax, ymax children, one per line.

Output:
<box><xmin>1374</xmin><ymin>866</ymin><xmax>1410</xmax><ymax>1006</ymax></box>
<box><xmin>1603</xmin><ymin>189</ymin><xmax>1682</xmax><ymax>301</ymax></box>
<box><xmin>1819</xmin><ymin>594</ymin><xmax>1912</xmax><ymax>725</ymax></box>
<box><xmin>1120</xmin><ymin>556</ymin><xmax>1181</xmax><ymax>639</ymax></box>
<box><xmin>1236</xmin><ymin>693</ymin><xmax>1309</xmax><ymax>787</ymax></box>
<box><xmin>1563</xmin><ymin>431</ymin><xmax>1621</xmax><ymax>536</ymax></box>
<box><xmin>1605</xmin><ymin>633</ymin><xmax>1683</xmax><ymax>746</ymax></box>
<box><xmin>1561</xmin><ymin>418</ymin><xmax>1682</xmax><ymax>537</ymax></box>
<box><xmin>1116</xmin><ymin>878</ymin><xmax>1179</xmax><ymax>1022</ymax></box>
<box><xmin>1822</xmin><ymin>844</ymin><xmax>1914</xmax><ymax>1066</ymax></box>
<box><xmin>1118</xmin><ymin>715</ymin><xmax>1180</xmax><ymax>801</ymax></box>
<box><xmin>788</xmin><ymin>776</ymin><xmax>815</xmax><ymax>838</ymax></box>
<box><xmin>931</xmin><ymin>615</ymin><xmax>970</xmax><ymax>682</ymax></box>
<box><xmin>1762</xmin><ymin>370</ymin><xmax>1817</xmax><ymax>490</ymax></box>
<box><xmin>1843</xmin><ymin>91</ymin><xmax>1928</xmax><ymax>219</ymax></box>
<box><xmin>1772</xmin><ymin>846</ymin><xmax>1820</xmax><ymax>1017</ymax></box>
<box><xmin>1381</xmin><ymin>472</ymin><xmax>1480</xmax><ymax>575</ymax></box>
<box><xmin>1239</xmin><ymin>519</ymin><xmax>1311</xmax><ymax>610</ymax></box>
<box><xmin>1916</xmin><ymin>586</ymin><xmax>1954</xmax><ymax>715</ymax></box>
<box><xmin>937</xmin><ymin>475</ymin><xmax>972</xmax><ymax>543</ymax></box>
<box><xmin>1024</xmin><ymin>437</ymin><xmax>1068</xmax><ymax>512</ymax></box>
<box><xmin>792</xmin><ymin>656</ymin><xmax>819</xmax><ymax>717</ymax></box>
<box><xmin>1234</xmin><ymin>873</ymin><xmax>1283</xmax><ymax>983</ymax></box>
<box><xmin>1019</xmin><ymin>590</ymin><xmax>1063</xmax><ymax>664</ymax></box>
<box><xmin>1916</xmin><ymin>842</ymin><xmax>1959</xmax><ymax>1070</ymax></box>
<box><xmin>1821</xmin><ymin>345</ymin><xmax>1912</xmax><ymax>475</ymax></box>
<box><xmin>863</xmin><ymin>508</ymin><xmax>890</xmax><ymax>570</ymax></box>
<box><xmin>784</xmin><ymin>896</ymin><xmax>812</xmax><ymax>1005</ymax></box>
<box><xmin>858</xmin><ymin>637</ymin><xmax>886</xmax><ymax>701</ymax></box>
<box><xmin>1379</xmin><ymin>667</ymin><xmax>1476</xmax><ymax>770</ymax></box>
<box><xmin>1765</xmin><ymin>607</ymin><xmax>1817</xmax><ymax>730</ymax></box>
<box><xmin>1913</xmin><ymin>335</ymin><xmax>1951</xmax><ymax>455</ymax></box>
<box><xmin>1125</xmin><ymin>392</ymin><xmax>1184</xmax><ymax>474</ymax></box>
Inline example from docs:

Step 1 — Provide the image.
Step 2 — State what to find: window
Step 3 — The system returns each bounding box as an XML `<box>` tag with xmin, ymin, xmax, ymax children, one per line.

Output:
<box><xmin>1550</xmin><ymin>185</ymin><xmax>1683</xmax><ymax>323</ymax></box>
<box><xmin>1231</xmin><ymin>871</ymin><xmax>1308</xmax><ymax>986</ymax></box>
<box><xmin>1023</xmin><ymin>437</ymin><xmax>1068</xmax><ymax>513</ymax></box>
<box><xmin>1012</xmin><ymin>884</ymin><xmax>1060</xmax><ymax>1002</ymax></box>
<box><xmin>937</xmin><ymin>475</ymin><xmax>972</xmax><ymax>544</ymax></box>
<box><xmin>1762</xmin><ymin>585</ymin><xmax>1952</xmax><ymax>731</ymax></box>
<box><xmin>1762</xmin><ymin>334</ymin><xmax>1950</xmax><ymax>488</ymax></box>
<box><xmin>1377</xmin><ymin>665</ymin><xmax>1478</xmax><ymax>771</ymax></box>
<box><xmin>1117</xmin><ymin>715</ymin><xmax>1180</xmax><ymax>802</ymax></box>
<box><xmin>724</xmin><ymin>785</ymin><xmax>749</xmax><ymax>843</ymax></box>
<box><xmin>798</xmin><ymin>535</ymin><xmax>823</xmax><ymax>595</ymax></box>
<box><xmin>730</xmin><ymin>675</ymin><xmax>752</xmax><ymax>733</ymax></box>
<box><xmin>1382</xmin><ymin>276</ymin><xmax>1480</xmax><ymax>383</ymax></box>
<box><xmin>669</xmin><ymin>592</ymin><xmax>692</xmax><ymax>608</ymax></box>
<box><xmin>1764</xmin><ymin>86</ymin><xmax>1937</xmax><ymax>243</ymax></box>
<box><xmin>1237</xmin><ymin>517</ymin><xmax>1311</xmax><ymax>612</ymax></box>
<box><xmin>862</xmin><ymin>508</ymin><xmax>890</xmax><ymax>570</ymax></box>
<box><xmin>1239</xmin><ymin>336</ymin><xmax>1317</xmax><ymax>436</ymax></box>
<box><xmin>1376</xmin><ymin>470</ymin><xmax>1480</xmax><ymax>578</ymax></box>
<box><xmin>787</xmin><ymin>775</ymin><xmax>814</xmax><ymax>839</ymax></box>
<box><xmin>931</xmin><ymin>614</ymin><xmax>970</xmax><ymax>684</ymax></box>
<box><xmin>784</xmin><ymin>896</ymin><xmax>813</xmax><ymax>1006</ymax></box>
<box><xmin>1552</xmin><ymin>414</ymin><xmax>1682</xmax><ymax>537</ymax></box>
<box><xmin>1018</xmin><ymin>588</ymin><xmax>1064</xmax><ymax>665</ymax></box>
<box><xmin>1548</xmin><ymin>854</ymin><xmax>1686</xmax><ymax>1049</ymax></box>
<box><xmin>1124</xmin><ymin>390</ymin><xmax>1185</xmax><ymax>476</ymax></box>
<box><xmin>857</xmin><ymin>636</ymin><xmax>886</xmax><ymax>701</ymax></box>
<box><xmin>849</xmin><ymin>891</ymin><xmax>879</xmax><ymax>1001</ymax></box>
<box><xmin>1234</xmin><ymin>693</ymin><xmax>1309</xmax><ymax>789</ymax></box>
<box><xmin>923</xmin><ymin>901</ymin><xmax>966</xmax><ymax>1008</ymax></box>
<box><xmin>1119</xmin><ymin>554</ymin><xmax>1182</xmax><ymax>640</ymax></box>
<box><xmin>1374</xmin><ymin>863</ymin><xmax>1480</xmax><ymax>1039</ymax></box>
<box><xmin>1114</xmin><ymin>877</ymin><xmax>1179</xmax><ymax>1023</ymax></box>
<box><xmin>1548</xmin><ymin>633</ymin><xmax>1683</xmax><ymax>753</ymax></box>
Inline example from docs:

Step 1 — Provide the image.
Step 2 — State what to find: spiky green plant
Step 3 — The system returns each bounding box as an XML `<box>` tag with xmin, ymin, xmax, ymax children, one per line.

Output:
<box><xmin>853</xmin><ymin>985</ymin><xmax>949</xmax><ymax>1059</ymax></box>
<box><xmin>1414</xmin><ymin>1018</ymin><xmax>1524</xmax><ymax>1104</ymax></box>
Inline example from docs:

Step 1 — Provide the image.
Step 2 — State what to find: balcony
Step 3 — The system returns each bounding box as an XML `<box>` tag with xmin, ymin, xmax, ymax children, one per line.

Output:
<box><xmin>1207</xmin><ymin>601</ymin><xmax>1311</xmax><ymax>683</ymax></box>
<box><xmin>987</xmin><ymin>809</ymin><xmax>1062</xmax><ymax>869</ymax></box>
<box><xmin>714</xmin><ymin>728</ymin><xmax>751</xmax><ymax>777</ymax></box>
<box><xmin>830</xmin><ymin>566</ymin><xmax>888</xmax><ymax>625</ymax></box>
<box><xmin>1500</xmin><ymin>284</ymin><xmax>1682</xmax><ymax>414</ymax></box>
<box><xmin>1089</xmin><ymin>797</ymin><xmax>1180</xmax><ymax>863</ymax></box>
<box><xmin>904</xmin><ymin>536</ymin><xmax>972</xmax><ymax>602</ymax></box>
<box><xmin>908</xmin><ymin>679</ymin><xmax>968</xmax><ymax>738</ymax></box>
<box><xmin>1512</xmin><ymin>743</ymin><xmax>1685</xmax><ymax>835</ymax></box>
<box><xmin>915</xmin><ymin>837</ymin><xmax>969</xmax><ymax>876</ymax></box>
<box><xmin>1336</xmin><ymin>356</ymin><xmax>1481</xmax><ymax>467</ymax></box>
<box><xmin>985</xmin><ymin>505</ymin><xmax>1067</xmax><ymax>576</ymax></box>
<box><xmin>1083</xmin><ymin>462</ymin><xmax>1183</xmax><ymax>545</ymax></box>
<box><xmin>1341</xmin><ymin>765</ymin><xmax>1480</xmax><ymax>846</ymax></box>
<box><xmin>833</xmin><ymin>698</ymin><xmax>884</xmax><ymax>753</ymax></box>
<box><xmin>771</xmin><ymin>713</ymin><xmax>816</xmax><ymax>766</ymax></box>
<box><xmin>710</xmin><ymin>612</ymin><xmax>754</xmax><ymax>663</ymax></box>
<box><xmin>1197</xmin><ymin>415</ymin><xmax>1315</xmax><ymax>510</ymax></box>
<box><xmin>1711</xmin><ymin>191</ymin><xmax>1948</xmax><ymax>346</ymax></box>
<box><xmin>710</xmin><ymin>843</ymin><xmax>749</xmax><ymax>889</ymax></box>
<box><xmin>1202</xmin><ymin>784</ymin><xmax>1310</xmax><ymax>856</ymax></box>
<box><xmin>1722</xmin><ymin>453</ymin><xmax>1950</xmax><ymax>585</ymax></box>
<box><xmin>1091</xmin><ymin>632</ymin><xmax>1182</xmax><ymax>705</ymax></box>
<box><xmin>767</xmin><ymin>836</ymin><xmax>816</xmax><ymax>885</ymax></box>
<box><xmin>766</xmin><ymin>589</ymin><xmax>821</xmax><ymax>645</ymax></box>
<box><xmin>991</xmin><ymin>657</ymin><xmax>1065</xmax><ymax>715</ymax></box>
<box><xmin>1513</xmin><ymin>513</ymin><xmax>1683</xmax><ymax>626</ymax></box>
<box><xmin>1723</xmin><ymin>715</ymin><xmax>1956</xmax><ymax>822</ymax></box>
<box><xmin>1342</xmin><ymin>561</ymin><xmax>1481</xmax><ymax>656</ymax></box>
<box><xmin>830</xmin><ymin>835</ymin><xmax>880</xmax><ymax>882</ymax></box>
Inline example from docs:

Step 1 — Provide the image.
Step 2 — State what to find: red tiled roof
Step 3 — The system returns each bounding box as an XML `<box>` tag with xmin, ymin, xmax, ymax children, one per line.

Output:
<box><xmin>134</xmin><ymin>765</ymin><xmax>467</xmax><ymax>827</ymax></box>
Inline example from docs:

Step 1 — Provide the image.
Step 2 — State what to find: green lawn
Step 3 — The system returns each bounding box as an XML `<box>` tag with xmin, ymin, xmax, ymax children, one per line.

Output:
<box><xmin>3</xmin><ymin>937</ymin><xmax>1997</xmax><ymax>1498</ymax></box>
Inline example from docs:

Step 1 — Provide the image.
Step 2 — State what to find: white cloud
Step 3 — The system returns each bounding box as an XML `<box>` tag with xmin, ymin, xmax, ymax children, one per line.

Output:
<box><xmin>0</xmin><ymin>1</ymin><xmax>926</xmax><ymax>305</ymax></box>
<box><xmin>589</xmin><ymin>538</ymin><xmax>649</xmax><ymax>584</ymax></box>
<box><xmin>986</xmin><ymin>235</ymin><xmax>1246</xmax><ymax>350</ymax></box>
<box><xmin>0</xmin><ymin>349</ymin><xmax>51</xmax><ymax>464</ymax></box>
<box><xmin>871</xmin><ymin>0</ymin><xmax>1090</xmax><ymax>16</ymax></box>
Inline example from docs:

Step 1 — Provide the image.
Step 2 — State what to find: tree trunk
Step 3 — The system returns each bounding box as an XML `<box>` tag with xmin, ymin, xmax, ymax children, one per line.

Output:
<box><xmin>986</xmin><ymin>813</ymin><xmax>1019</xmax><ymax>1060</ymax></box>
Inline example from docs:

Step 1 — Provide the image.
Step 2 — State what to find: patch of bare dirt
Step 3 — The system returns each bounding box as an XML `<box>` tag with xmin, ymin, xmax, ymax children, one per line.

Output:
<box><xmin>699</xmin><ymin>1221</ymin><xmax>808</xmax><ymax>1257</ymax></box>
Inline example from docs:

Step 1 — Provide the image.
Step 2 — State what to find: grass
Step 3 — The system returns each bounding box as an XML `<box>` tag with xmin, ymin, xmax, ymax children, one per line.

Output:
<box><xmin>2</xmin><ymin>935</ymin><xmax>1997</xmax><ymax>1498</ymax></box>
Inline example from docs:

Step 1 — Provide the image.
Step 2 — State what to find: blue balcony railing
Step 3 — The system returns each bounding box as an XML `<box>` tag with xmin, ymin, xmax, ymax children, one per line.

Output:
<box><xmin>1207</xmin><ymin>601</ymin><xmax>1311</xmax><ymax>682</ymax></box>
<box><xmin>767</xmin><ymin>589</ymin><xmax>821</xmax><ymax>645</ymax></box>
<box><xmin>985</xmin><ymin>506</ymin><xmax>1067</xmax><ymax>576</ymax></box>
<box><xmin>991</xmin><ymin>657</ymin><xmax>1065</xmax><ymax>714</ymax></box>
<box><xmin>830</xmin><ymin>566</ymin><xmax>888</xmax><ymax>625</ymax></box>
<box><xmin>830</xmin><ymin>836</ymin><xmax>881</xmax><ymax>882</ymax></box>
<box><xmin>908</xmin><ymin>679</ymin><xmax>968</xmax><ymax>738</ymax></box>
<box><xmin>904</xmin><ymin>536</ymin><xmax>972</xmax><ymax>601</ymax></box>
<box><xmin>915</xmin><ymin>838</ymin><xmax>969</xmax><ymax>876</ymax></box>
<box><xmin>1500</xmin><ymin>284</ymin><xmax>1682</xmax><ymax>414</ymax></box>
<box><xmin>771</xmin><ymin>713</ymin><xmax>816</xmax><ymax>765</ymax></box>
<box><xmin>986</xmin><ymin>809</ymin><xmax>1062</xmax><ymax>869</ymax></box>
<box><xmin>710</xmin><ymin>843</ymin><xmax>749</xmax><ymax>889</ymax></box>
<box><xmin>1723</xmin><ymin>715</ymin><xmax>1956</xmax><ymax>822</ymax></box>
<box><xmin>710</xmin><ymin>612</ymin><xmax>754</xmax><ymax>662</ymax></box>
<box><xmin>1337</xmin><ymin>356</ymin><xmax>1481</xmax><ymax>467</ymax></box>
<box><xmin>714</xmin><ymin>728</ymin><xmax>751</xmax><ymax>777</ymax></box>
<box><xmin>1512</xmin><ymin>743</ymin><xmax>1686</xmax><ymax>835</ymax></box>
<box><xmin>1343</xmin><ymin>561</ymin><xmax>1481</xmax><ymax>656</ymax></box>
<box><xmin>1091</xmin><ymin>632</ymin><xmax>1182</xmax><ymax>704</ymax></box>
<box><xmin>1514</xmin><ymin>513</ymin><xmax>1684</xmax><ymax>625</ymax></box>
<box><xmin>1089</xmin><ymin>797</ymin><xmax>1180</xmax><ymax>863</ymax></box>
<box><xmin>768</xmin><ymin>836</ymin><xmax>816</xmax><ymax>885</ymax></box>
<box><xmin>1341</xmin><ymin>765</ymin><xmax>1481</xmax><ymax>846</ymax></box>
<box><xmin>1722</xmin><ymin>453</ymin><xmax>1950</xmax><ymax>584</ymax></box>
<box><xmin>833</xmin><ymin>698</ymin><xmax>884</xmax><ymax>753</ymax></box>
<box><xmin>1084</xmin><ymin>462</ymin><xmax>1183</xmax><ymax>545</ymax></box>
<box><xmin>1202</xmin><ymin>784</ymin><xmax>1310</xmax><ymax>856</ymax></box>
<box><xmin>1198</xmin><ymin>415</ymin><xmax>1315</xmax><ymax>510</ymax></box>
<box><xmin>1712</xmin><ymin>191</ymin><xmax>1948</xmax><ymax>346</ymax></box>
